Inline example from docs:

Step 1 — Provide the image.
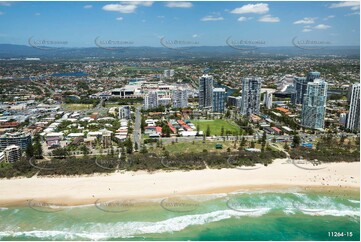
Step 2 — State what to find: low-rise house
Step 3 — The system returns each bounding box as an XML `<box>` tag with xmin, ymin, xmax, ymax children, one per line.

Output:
<box><xmin>67</xmin><ymin>133</ymin><xmax>85</xmax><ymax>139</ymax></box>
<box><xmin>271</xmin><ymin>127</ymin><xmax>281</xmax><ymax>134</ymax></box>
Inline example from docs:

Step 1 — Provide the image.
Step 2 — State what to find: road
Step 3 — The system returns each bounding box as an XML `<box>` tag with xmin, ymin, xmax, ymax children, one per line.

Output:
<box><xmin>133</xmin><ymin>106</ymin><xmax>142</xmax><ymax>150</ymax></box>
<box><xmin>29</xmin><ymin>76</ymin><xmax>55</xmax><ymax>96</ymax></box>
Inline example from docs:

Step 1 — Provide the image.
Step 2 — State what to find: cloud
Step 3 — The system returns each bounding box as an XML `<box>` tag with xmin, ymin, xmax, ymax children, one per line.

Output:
<box><xmin>258</xmin><ymin>14</ymin><xmax>280</xmax><ymax>23</ymax></box>
<box><xmin>34</xmin><ymin>13</ymin><xmax>40</xmax><ymax>16</ymax></box>
<box><xmin>237</xmin><ymin>16</ymin><xmax>251</xmax><ymax>22</ymax></box>
<box><xmin>201</xmin><ymin>15</ymin><xmax>224</xmax><ymax>21</ymax></box>
<box><xmin>126</xmin><ymin>1</ymin><xmax>154</xmax><ymax>7</ymax></box>
<box><xmin>102</xmin><ymin>1</ymin><xmax>153</xmax><ymax>14</ymax></box>
<box><xmin>0</xmin><ymin>11</ymin><xmax>4</xmax><ymax>16</ymax></box>
<box><xmin>84</xmin><ymin>5</ymin><xmax>93</xmax><ymax>9</ymax></box>
<box><xmin>116</xmin><ymin>17</ymin><xmax>123</xmax><ymax>21</ymax></box>
<box><xmin>323</xmin><ymin>15</ymin><xmax>335</xmax><ymax>20</ymax></box>
<box><xmin>165</xmin><ymin>2</ymin><xmax>192</xmax><ymax>8</ymax></box>
<box><xmin>293</xmin><ymin>17</ymin><xmax>316</xmax><ymax>24</ymax></box>
<box><xmin>0</xmin><ymin>2</ymin><xmax>11</xmax><ymax>6</ymax></box>
<box><xmin>329</xmin><ymin>1</ymin><xmax>360</xmax><ymax>10</ymax></box>
<box><xmin>302</xmin><ymin>28</ymin><xmax>312</xmax><ymax>32</ymax></box>
<box><xmin>103</xmin><ymin>4</ymin><xmax>138</xmax><ymax>13</ymax></box>
<box><xmin>157</xmin><ymin>15</ymin><xmax>165</xmax><ymax>18</ymax></box>
<box><xmin>192</xmin><ymin>34</ymin><xmax>198</xmax><ymax>38</ymax></box>
<box><xmin>345</xmin><ymin>11</ymin><xmax>360</xmax><ymax>16</ymax></box>
<box><xmin>313</xmin><ymin>24</ymin><xmax>331</xmax><ymax>30</ymax></box>
<box><xmin>230</xmin><ymin>3</ymin><xmax>269</xmax><ymax>14</ymax></box>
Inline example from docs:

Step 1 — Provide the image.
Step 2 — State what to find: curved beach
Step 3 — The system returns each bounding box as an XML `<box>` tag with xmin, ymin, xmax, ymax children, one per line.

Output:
<box><xmin>0</xmin><ymin>159</ymin><xmax>359</xmax><ymax>206</ymax></box>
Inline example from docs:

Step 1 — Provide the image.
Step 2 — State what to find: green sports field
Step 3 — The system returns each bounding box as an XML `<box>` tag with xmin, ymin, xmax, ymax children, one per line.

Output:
<box><xmin>191</xmin><ymin>119</ymin><xmax>239</xmax><ymax>136</ymax></box>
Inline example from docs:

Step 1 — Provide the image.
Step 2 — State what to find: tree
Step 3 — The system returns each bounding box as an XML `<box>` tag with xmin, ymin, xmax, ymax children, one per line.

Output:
<box><xmin>162</xmin><ymin>123</ymin><xmax>171</xmax><ymax>137</ymax></box>
<box><xmin>292</xmin><ymin>134</ymin><xmax>301</xmax><ymax>148</ymax></box>
<box><xmin>284</xmin><ymin>142</ymin><xmax>289</xmax><ymax>151</ymax></box>
<box><xmin>25</xmin><ymin>142</ymin><xmax>34</xmax><ymax>158</ymax></box>
<box><xmin>52</xmin><ymin>147</ymin><xmax>69</xmax><ymax>158</ymax></box>
<box><xmin>196</xmin><ymin>125</ymin><xmax>200</xmax><ymax>136</ymax></box>
<box><xmin>134</xmin><ymin>142</ymin><xmax>138</xmax><ymax>151</ymax></box>
<box><xmin>126</xmin><ymin>138</ymin><xmax>133</xmax><ymax>154</ymax></box>
<box><xmin>261</xmin><ymin>131</ymin><xmax>267</xmax><ymax>150</ymax></box>
<box><xmin>110</xmin><ymin>146</ymin><xmax>114</xmax><ymax>157</ymax></box>
<box><xmin>250</xmin><ymin>141</ymin><xmax>255</xmax><ymax>148</ymax></box>
<box><xmin>140</xmin><ymin>145</ymin><xmax>148</xmax><ymax>154</ymax></box>
<box><xmin>80</xmin><ymin>145</ymin><xmax>89</xmax><ymax>156</ymax></box>
<box><xmin>240</xmin><ymin>137</ymin><xmax>246</xmax><ymax>148</ymax></box>
<box><xmin>339</xmin><ymin>135</ymin><xmax>346</xmax><ymax>145</ymax></box>
<box><xmin>206</xmin><ymin>125</ymin><xmax>211</xmax><ymax>137</ymax></box>
<box><xmin>221</xmin><ymin>126</ymin><xmax>225</xmax><ymax>136</ymax></box>
<box><xmin>33</xmin><ymin>134</ymin><xmax>43</xmax><ymax>159</ymax></box>
<box><xmin>140</xmin><ymin>114</ymin><xmax>146</xmax><ymax>134</ymax></box>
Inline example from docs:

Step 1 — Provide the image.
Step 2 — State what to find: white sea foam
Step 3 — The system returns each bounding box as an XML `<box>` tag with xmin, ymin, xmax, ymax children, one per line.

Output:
<box><xmin>348</xmin><ymin>199</ymin><xmax>360</xmax><ymax>204</ymax></box>
<box><xmin>0</xmin><ymin>209</ymin><xmax>270</xmax><ymax>240</ymax></box>
<box><xmin>301</xmin><ymin>209</ymin><xmax>360</xmax><ymax>217</ymax></box>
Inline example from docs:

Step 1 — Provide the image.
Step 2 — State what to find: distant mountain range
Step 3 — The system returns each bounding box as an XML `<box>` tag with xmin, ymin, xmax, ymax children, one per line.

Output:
<box><xmin>0</xmin><ymin>44</ymin><xmax>359</xmax><ymax>60</ymax></box>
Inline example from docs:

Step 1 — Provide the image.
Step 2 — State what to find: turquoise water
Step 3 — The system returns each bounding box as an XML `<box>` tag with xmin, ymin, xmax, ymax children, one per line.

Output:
<box><xmin>0</xmin><ymin>189</ymin><xmax>359</xmax><ymax>241</ymax></box>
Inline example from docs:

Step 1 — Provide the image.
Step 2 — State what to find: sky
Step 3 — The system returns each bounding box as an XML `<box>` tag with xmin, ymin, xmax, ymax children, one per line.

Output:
<box><xmin>0</xmin><ymin>1</ymin><xmax>359</xmax><ymax>47</ymax></box>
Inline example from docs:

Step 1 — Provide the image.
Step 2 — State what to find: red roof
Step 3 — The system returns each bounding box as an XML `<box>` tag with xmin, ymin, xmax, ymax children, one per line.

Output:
<box><xmin>177</xmin><ymin>120</ymin><xmax>191</xmax><ymax>131</ymax></box>
<box><xmin>271</xmin><ymin>127</ymin><xmax>281</xmax><ymax>132</ymax></box>
<box><xmin>145</xmin><ymin>126</ymin><xmax>156</xmax><ymax>129</ymax></box>
<box><xmin>167</xmin><ymin>122</ymin><xmax>176</xmax><ymax>133</ymax></box>
<box><xmin>155</xmin><ymin>126</ymin><xmax>162</xmax><ymax>133</ymax></box>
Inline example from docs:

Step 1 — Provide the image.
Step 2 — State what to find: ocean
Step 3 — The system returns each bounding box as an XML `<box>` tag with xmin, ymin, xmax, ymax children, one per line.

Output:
<box><xmin>0</xmin><ymin>189</ymin><xmax>359</xmax><ymax>241</ymax></box>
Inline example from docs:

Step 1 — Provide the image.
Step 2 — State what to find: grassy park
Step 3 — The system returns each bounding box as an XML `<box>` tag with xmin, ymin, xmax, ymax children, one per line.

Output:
<box><xmin>191</xmin><ymin>119</ymin><xmax>239</xmax><ymax>136</ymax></box>
<box><xmin>62</xmin><ymin>103</ymin><xmax>93</xmax><ymax>111</ymax></box>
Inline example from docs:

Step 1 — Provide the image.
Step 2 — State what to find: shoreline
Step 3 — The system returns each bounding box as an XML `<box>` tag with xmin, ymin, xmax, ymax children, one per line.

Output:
<box><xmin>0</xmin><ymin>159</ymin><xmax>359</xmax><ymax>207</ymax></box>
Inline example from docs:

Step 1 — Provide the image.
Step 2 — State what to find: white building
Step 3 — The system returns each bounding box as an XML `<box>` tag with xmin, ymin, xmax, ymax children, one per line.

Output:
<box><xmin>164</xmin><ymin>69</ymin><xmax>175</xmax><ymax>78</ymax></box>
<box><xmin>240</xmin><ymin>77</ymin><xmax>262</xmax><ymax>115</ymax></box>
<box><xmin>264</xmin><ymin>91</ymin><xmax>273</xmax><ymax>109</ymax></box>
<box><xmin>0</xmin><ymin>151</ymin><xmax>4</xmax><ymax>163</ymax></box>
<box><xmin>212</xmin><ymin>88</ymin><xmax>226</xmax><ymax>113</ymax></box>
<box><xmin>199</xmin><ymin>74</ymin><xmax>214</xmax><ymax>109</ymax></box>
<box><xmin>119</xmin><ymin>106</ymin><xmax>131</xmax><ymax>120</ymax></box>
<box><xmin>346</xmin><ymin>83</ymin><xmax>360</xmax><ymax>132</ymax></box>
<box><xmin>158</xmin><ymin>97</ymin><xmax>172</xmax><ymax>107</ymax></box>
<box><xmin>339</xmin><ymin>113</ymin><xmax>347</xmax><ymax>126</ymax></box>
<box><xmin>143</xmin><ymin>92</ymin><xmax>158</xmax><ymax>110</ymax></box>
<box><xmin>4</xmin><ymin>145</ymin><xmax>21</xmax><ymax>163</ymax></box>
<box><xmin>172</xmin><ymin>89</ymin><xmax>188</xmax><ymax>108</ymax></box>
<box><xmin>301</xmin><ymin>79</ymin><xmax>328</xmax><ymax>129</ymax></box>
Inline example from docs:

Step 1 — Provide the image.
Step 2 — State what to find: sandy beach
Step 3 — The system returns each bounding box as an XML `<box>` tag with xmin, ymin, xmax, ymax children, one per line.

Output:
<box><xmin>0</xmin><ymin>159</ymin><xmax>359</xmax><ymax>206</ymax></box>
